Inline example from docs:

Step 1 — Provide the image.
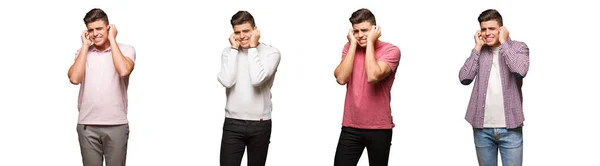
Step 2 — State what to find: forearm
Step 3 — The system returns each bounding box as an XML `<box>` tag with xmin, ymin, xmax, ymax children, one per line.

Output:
<box><xmin>458</xmin><ymin>49</ymin><xmax>480</xmax><ymax>85</ymax></box>
<box><xmin>68</xmin><ymin>46</ymin><xmax>88</xmax><ymax>85</ymax></box>
<box><xmin>500</xmin><ymin>41</ymin><xmax>529</xmax><ymax>78</ymax></box>
<box><xmin>334</xmin><ymin>45</ymin><xmax>356</xmax><ymax>85</ymax></box>
<box><xmin>109</xmin><ymin>41</ymin><xmax>134</xmax><ymax>77</ymax></box>
<box><xmin>247</xmin><ymin>48</ymin><xmax>280</xmax><ymax>86</ymax></box>
<box><xmin>217</xmin><ymin>49</ymin><xmax>239</xmax><ymax>88</ymax></box>
<box><xmin>364</xmin><ymin>42</ymin><xmax>384</xmax><ymax>83</ymax></box>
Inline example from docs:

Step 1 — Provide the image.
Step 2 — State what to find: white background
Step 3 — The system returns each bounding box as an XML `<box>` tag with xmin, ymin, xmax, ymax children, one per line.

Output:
<box><xmin>1</xmin><ymin>0</ymin><xmax>598</xmax><ymax>165</ymax></box>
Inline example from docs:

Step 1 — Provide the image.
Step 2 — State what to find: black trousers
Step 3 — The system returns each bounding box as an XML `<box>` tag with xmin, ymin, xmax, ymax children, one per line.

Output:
<box><xmin>220</xmin><ymin>118</ymin><xmax>272</xmax><ymax>166</ymax></box>
<box><xmin>334</xmin><ymin>126</ymin><xmax>393</xmax><ymax>166</ymax></box>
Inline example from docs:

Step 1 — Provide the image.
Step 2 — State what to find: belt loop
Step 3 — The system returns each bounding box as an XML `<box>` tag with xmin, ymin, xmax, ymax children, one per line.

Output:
<box><xmin>84</xmin><ymin>125</ymin><xmax>87</xmax><ymax>130</ymax></box>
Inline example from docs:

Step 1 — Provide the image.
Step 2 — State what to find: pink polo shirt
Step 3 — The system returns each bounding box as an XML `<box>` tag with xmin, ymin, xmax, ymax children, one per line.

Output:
<box><xmin>341</xmin><ymin>41</ymin><xmax>401</xmax><ymax>129</ymax></box>
<box><xmin>74</xmin><ymin>43</ymin><xmax>136</xmax><ymax>125</ymax></box>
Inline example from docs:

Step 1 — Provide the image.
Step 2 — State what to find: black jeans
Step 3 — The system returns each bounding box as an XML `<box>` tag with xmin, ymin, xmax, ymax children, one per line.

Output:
<box><xmin>220</xmin><ymin>118</ymin><xmax>272</xmax><ymax>166</ymax></box>
<box><xmin>334</xmin><ymin>126</ymin><xmax>393</xmax><ymax>166</ymax></box>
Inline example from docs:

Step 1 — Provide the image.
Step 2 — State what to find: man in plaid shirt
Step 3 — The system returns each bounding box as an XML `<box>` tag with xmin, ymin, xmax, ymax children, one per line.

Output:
<box><xmin>459</xmin><ymin>9</ymin><xmax>530</xmax><ymax>166</ymax></box>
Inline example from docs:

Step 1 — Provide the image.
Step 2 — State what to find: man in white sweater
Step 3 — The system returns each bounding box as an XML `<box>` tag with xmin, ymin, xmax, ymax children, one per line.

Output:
<box><xmin>217</xmin><ymin>10</ymin><xmax>281</xmax><ymax>166</ymax></box>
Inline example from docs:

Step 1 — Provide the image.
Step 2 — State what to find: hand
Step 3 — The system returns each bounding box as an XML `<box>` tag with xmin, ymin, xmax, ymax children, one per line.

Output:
<box><xmin>499</xmin><ymin>26</ymin><xmax>509</xmax><ymax>44</ymax></box>
<box><xmin>249</xmin><ymin>28</ymin><xmax>260</xmax><ymax>48</ymax></box>
<box><xmin>347</xmin><ymin>28</ymin><xmax>357</xmax><ymax>46</ymax></box>
<box><xmin>81</xmin><ymin>30</ymin><xmax>92</xmax><ymax>46</ymax></box>
<box><xmin>108</xmin><ymin>24</ymin><xmax>118</xmax><ymax>42</ymax></box>
<box><xmin>367</xmin><ymin>25</ymin><xmax>381</xmax><ymax>43</ymax></box>
<box><xmin>474</xmin><ymin>30</ymin><xmax>484</xmax><ymax>51</ymax></box>
<box><xmin>229</xmin><ymin>33</ymin><xmax>239</xmax><ymax>49</ymax></box>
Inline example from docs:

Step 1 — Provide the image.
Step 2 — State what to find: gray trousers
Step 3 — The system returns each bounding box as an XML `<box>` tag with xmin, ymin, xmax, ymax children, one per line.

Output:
<box><xmin>76</xmin><ymin>124</ymin><xmax>129</xmax><ymax>166</ymax></box>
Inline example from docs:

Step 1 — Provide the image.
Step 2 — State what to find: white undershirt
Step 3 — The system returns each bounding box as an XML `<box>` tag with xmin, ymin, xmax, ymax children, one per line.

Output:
<box><xmin>483</xmin><ymin>47</ymin><xmax>506</xmax><ymax>128</ymax></box>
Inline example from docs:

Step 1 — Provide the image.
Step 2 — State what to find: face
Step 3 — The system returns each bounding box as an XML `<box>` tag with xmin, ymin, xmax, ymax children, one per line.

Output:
<box><xmin>233</xmin><ymin>22</ymin><xmax>255</xmax><ymax>49</ymax></box>
<box><xmin>86</xmin><ymin>20</ymin><xmax>109</xmax><ymax>47</ymax></box>
<box><xmin>479</xmin><ymin>20</ymin><xmax>501</xmax><ymax>47</ymax></box>
<box><xmin>352</xmin><ymin>21</ymin><xmax>373</xmax><ymax>47</ymax></box>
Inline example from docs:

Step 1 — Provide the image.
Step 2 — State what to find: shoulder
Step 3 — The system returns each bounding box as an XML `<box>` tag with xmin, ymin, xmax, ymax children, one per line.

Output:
<box><xmin>379</xmin><ymin>41</ymin><xmax>400</xmax><ymax>54</ymax></box>
<box><xmin>258</xmin><ymin>43</ymin><xmax>280</xmax><ymax>54</ymax></box>
<box><xmin>118</xmin><ymin>43</ymin><xmax>136</xmax><ymax>52</ymax></box>
<box><xmin>510</xmin><ymin>40</ymin><xmax>528</xmax><ymax>48</ymax></box>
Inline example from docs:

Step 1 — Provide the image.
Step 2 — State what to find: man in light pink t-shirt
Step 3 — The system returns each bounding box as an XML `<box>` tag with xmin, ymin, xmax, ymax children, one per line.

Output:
<box><xmin>333</xmin><ymin>8</ymin><xmax>401</xmax><ymax>166</ymax></box>
<box><xmin>67</xmin><ymin>8</ymin><xmax>136</xmax><ymax>166</ymax></box>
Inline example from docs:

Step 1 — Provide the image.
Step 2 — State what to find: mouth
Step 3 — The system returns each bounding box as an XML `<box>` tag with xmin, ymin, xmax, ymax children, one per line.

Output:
<box><xmin>93</xmin><ymin>37</ymin><xmax>102</xmax><ymax>43</ymax></box>
<box><xmin>359</xmin><ymin>39</ymin><xmax>367</xmax><ymax>44</ymax></box>
<box><xmin>240</xmin><ymin>39</ymin><xmax>249</xmax><ymax>45</ymax></box>
<box><xmin>485</xmin><ymin>37</ymin><xmax>494</xmax><ymax>43</ymax></box>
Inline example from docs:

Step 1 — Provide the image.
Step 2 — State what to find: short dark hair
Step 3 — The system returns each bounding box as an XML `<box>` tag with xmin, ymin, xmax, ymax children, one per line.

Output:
<box><xmin>84</xmin><ymin>8</ymin><xmax>109</xmax><ymax>25</ymax></box>
<box><xmin>230</xmin><ymin>11</ymin><xmax>255</xmax><ymax>27</ymax></box>
<box><xmin>478</xmin><ymin>9</ymin><xmax>503</xmax><ymax>26</ymax></box>
<box><xmin>350</xmin><ymin>8</ymin><xmax>376</xmax><ymax>25</ymax></box>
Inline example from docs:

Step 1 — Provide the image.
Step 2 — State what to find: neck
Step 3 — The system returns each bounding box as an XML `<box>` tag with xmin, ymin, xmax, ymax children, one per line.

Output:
<box><xmin>94</xmin><ymin>42</ymin><xmax>111</xmax><ymax>51</ymax></box>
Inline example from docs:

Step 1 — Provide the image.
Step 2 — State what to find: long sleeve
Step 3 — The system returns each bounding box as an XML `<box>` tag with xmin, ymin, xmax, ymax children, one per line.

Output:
<box><xmin>217</xmin><ymin>48</ymin><xmax>239</xmax><ymax>88</ymax></box>
<box><xmin>459</xmin><ymin>49</ymin><xmax>481</xmax><ymax>85</ymax></box>
<box><xmin>247</xmin><ymin>46</ymin><xmax>281</xmax><ymax>87</ymax></box>
<box><xmin>499</xmin><ymin>40</ymin><xmax>530</xmax><ymax>78</ymax></box>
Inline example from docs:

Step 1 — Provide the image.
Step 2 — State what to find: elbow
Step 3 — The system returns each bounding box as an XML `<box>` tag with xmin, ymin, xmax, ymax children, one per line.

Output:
<box><xmin>336</xmin><ymin>78</ymin><xmax>348</xmax><ymax>85</ymax></box>
<box><xmin>118</xmin><ymin>71</ymin><xmax>131</xmax><ymax>78</ymax></box>
<box><xmin>367</xmin><ymin>77</ymin><xmax>380</xmax><ymax>84</ymax></box>
<box><xmin>218</xmin><ymin>77</ymin><xmax>235</xmax><ymax>88</ymax></box>
<box><xmin>460</xmin><ymin>79</ymin><xmax>473</xmax><ymax>85</ymax></box>
<box><xmin>513</xmin><ymin>72</ymin><xmax>526</xmax><ymax>79</ymax></box>
<box><xmin>251</xmin><ymin>80</ymin><xmax>264</xmax><ymax>87</ymax></box>
<box><xmin>366</xmin><ymin>73</ymin><xmax>383</xmax><ymax>84</ymax></box>
<box><xmin>335</xmin><ymin>73</ymin><xmax>349</xmax><ymax>85</ymax></box>
<box><xmin>69</xmin><ymin>77</ymin><xmax>81</xmax><ymax>85</ymax></box>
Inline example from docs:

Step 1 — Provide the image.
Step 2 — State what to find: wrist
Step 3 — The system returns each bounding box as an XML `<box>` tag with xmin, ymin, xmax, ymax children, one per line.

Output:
<box><xmin>81</xmin><ymin>44</ymin><xmax>90</xmax><ymax>50</ymax></box>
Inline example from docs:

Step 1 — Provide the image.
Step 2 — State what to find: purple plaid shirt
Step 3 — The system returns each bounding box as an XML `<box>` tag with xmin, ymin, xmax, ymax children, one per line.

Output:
<box><xmin>459</xmin><ymin>38</ymin><xmax>530</xmax><ymax>129</ymax></box>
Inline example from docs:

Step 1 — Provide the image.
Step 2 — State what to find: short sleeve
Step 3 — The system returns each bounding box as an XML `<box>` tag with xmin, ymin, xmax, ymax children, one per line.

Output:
<box><xmin>341</xmin><ymin>42</ymin><xmax>351</xmax><ymax>59</ymax></box>
<box><xmin>377</xmin><ymin>45</ymin><xmax>401</xmax><ymax>72</ymax></box>
<box><xmin>121</xmin><ymin>45</ymin><xmax>136</xmax><ymax>63</ymax></box>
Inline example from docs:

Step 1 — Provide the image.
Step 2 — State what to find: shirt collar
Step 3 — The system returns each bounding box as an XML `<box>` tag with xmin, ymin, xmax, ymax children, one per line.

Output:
<box><xmin>89</xmin><ymin>45</ymin><xmax>112</xmax><ymax>53</ymax></box>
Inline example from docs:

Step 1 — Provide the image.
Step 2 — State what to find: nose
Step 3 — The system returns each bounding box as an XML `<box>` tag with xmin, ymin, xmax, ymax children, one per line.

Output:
<box><xmin>484</xmin><ymin>30</ymin><xmax>492</xmax><ymax>37</ymax></box>
<box><xmin>93</xmin><ymin>30</ymin><xmax>101</xmax><ymax>36</ymax></box>
<box><xmin>358</xmin><ymin>31</ymin><xmax>366</xmax><ymax>38</ymax></box>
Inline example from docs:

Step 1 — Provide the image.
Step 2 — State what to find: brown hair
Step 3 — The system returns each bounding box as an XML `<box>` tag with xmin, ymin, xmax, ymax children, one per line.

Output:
<box><xmin>83</xmin><ymin>8</ymin><xmax>109</xmax><ymax>25</ymax></box>
<box><xmin>350</xmin><ymin>8</ymin><xmax>376</xmax><ymax>25</ymax></box>
<box><xmin>230</xmin><ymin>10</ymin><xmax>255</xmax><ymax>27</ymax></box>
<box><xmin>478</xmin><ymin>9</ymin><xmax>503</xmax><ymax>26</ymax></box>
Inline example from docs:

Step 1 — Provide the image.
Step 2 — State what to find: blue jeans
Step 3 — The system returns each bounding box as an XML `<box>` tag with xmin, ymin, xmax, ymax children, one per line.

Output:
<box><xmin>473</xmin><ymin>127</ymin><xmax>523</xmax><ymax>166</ymax></box>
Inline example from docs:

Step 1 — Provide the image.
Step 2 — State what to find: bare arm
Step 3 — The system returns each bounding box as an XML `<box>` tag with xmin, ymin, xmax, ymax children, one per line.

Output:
<box><xmin>68</xmin><ymin>30</ymin><xmax>92</xmax><ymax>85</ymax></box>
<box><xmin>334</xmin><ymin>43</ymin><xmax>357</xmax><ymax>85</ymax></box>
<box><xmin>364</xmin><ymin>41</ymin><xmax>393</xmax><ymax>84</ymax></box>
<box><xmin>335</xmin><ymin>29</ymin><xmax>359</xmax><ymax>85</ymax></box>
<box><xmin>68</xmin><ymin>46</ymin><xmax>89</xmax><ymax>85</ymax></box>
<box><xmin>109</xmin><ymin>42</ymin><xmax>135</xmax><ymax>78</ymax></box>
<box><xmin>364</xmin><ymin>26</ymin><xmax>395</xmax><ymax>83</ymax></box>
<box><xmin>107</xmin><ymin>24</ymin><xmax>135</xmax><ymax>78</ymax></box>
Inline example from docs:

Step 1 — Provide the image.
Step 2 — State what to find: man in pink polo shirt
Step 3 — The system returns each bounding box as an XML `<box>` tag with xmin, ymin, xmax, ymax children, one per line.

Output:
<box><xmin>333</xmin><ymin>8</ymin><xmax>401</xmax><ymax>166</ymax></box>
<box><xmin>67</xmin><ymin>8</ymin><xmax>136</xmax><ymax>166</ymax></box>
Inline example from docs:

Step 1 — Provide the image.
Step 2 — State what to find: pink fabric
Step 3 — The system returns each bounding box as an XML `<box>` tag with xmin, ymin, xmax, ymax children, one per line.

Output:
<box><xmin>74</xmin><ymin>44</ymin><xmax>136</xmax><ymax>125</ymax></box>
<box><xmin>341</xmin><ymin>41</ymin><xmax>401</xmax><ymax>129</ymax></box>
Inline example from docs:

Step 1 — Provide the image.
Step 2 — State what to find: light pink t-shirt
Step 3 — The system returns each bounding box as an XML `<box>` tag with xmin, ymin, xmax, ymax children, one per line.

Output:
<box><xmin>341</xmin><ymin>41</ymin><xmax>401</xmax><ymax>129</ymax></box>
<box><xmin>74</xmin><ymin>43</ymin><xmax>136</xmax><ymax>125</ymax></box>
